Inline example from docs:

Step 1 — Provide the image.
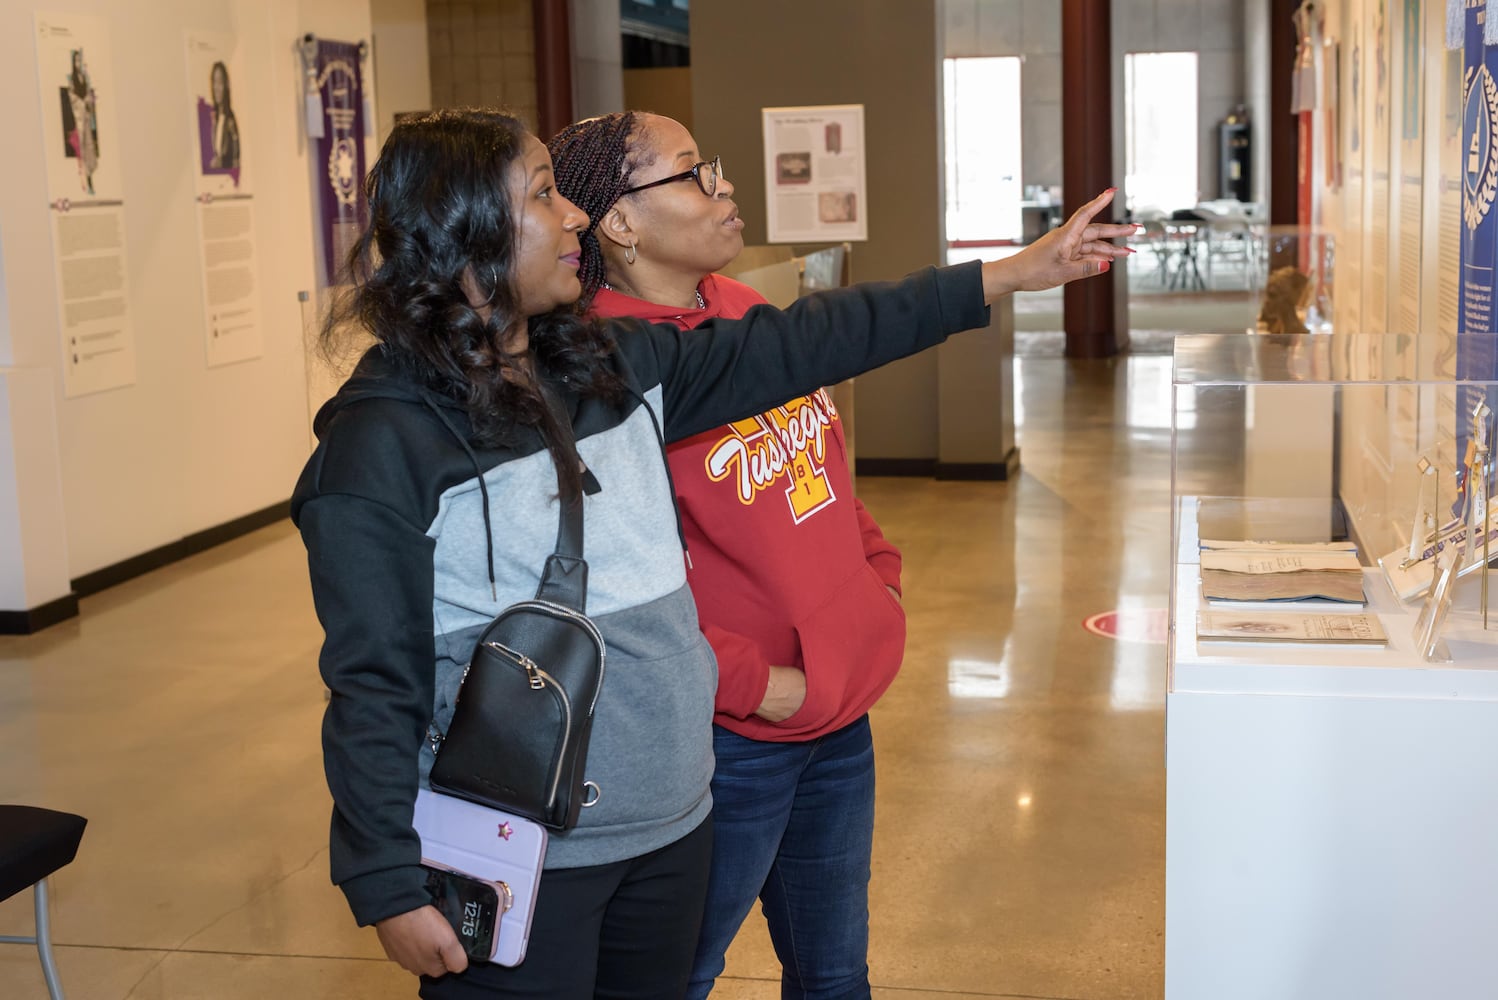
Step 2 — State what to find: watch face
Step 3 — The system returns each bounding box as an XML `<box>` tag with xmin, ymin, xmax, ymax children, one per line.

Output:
<box><xmin>423</xmin><ymin>865</ymin><xmax>500</xmax><ymax>961</ymax></box>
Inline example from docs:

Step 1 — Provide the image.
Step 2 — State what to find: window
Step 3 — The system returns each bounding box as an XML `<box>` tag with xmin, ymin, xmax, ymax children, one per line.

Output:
<box><xmin>1124</xmin><ymin>52</ymin><xmax>1200</xmax><ymax>213</ymax></box>
<box><xmin>943</xmin><ymin>57</ymin><xmax>1023</xmax><ymax>243</ymax></box>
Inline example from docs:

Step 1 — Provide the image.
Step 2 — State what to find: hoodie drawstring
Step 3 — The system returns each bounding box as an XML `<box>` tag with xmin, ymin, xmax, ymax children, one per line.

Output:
<box><xmin>420</xmin><ymin>381</ymin><xmax>681</xmax><ymax>598</ymax></box>
<box><xmin>420</xmin><ymin>395</ymin><xmax>499</xmax><ymax>601</ymax></box>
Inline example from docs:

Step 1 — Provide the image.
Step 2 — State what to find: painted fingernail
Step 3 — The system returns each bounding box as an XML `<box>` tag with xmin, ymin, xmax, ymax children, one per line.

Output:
<box><xmin>1100</xmin><ymin>260</ymin><xmax>1111</xmax><ymax>273</ymax></box>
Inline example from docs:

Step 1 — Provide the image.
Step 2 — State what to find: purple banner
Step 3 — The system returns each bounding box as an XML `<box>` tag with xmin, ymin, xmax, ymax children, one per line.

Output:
<box><xmin>314</xmin><ymin>39</ymin><xmax>367</xmax><ymax>285</ymax></box>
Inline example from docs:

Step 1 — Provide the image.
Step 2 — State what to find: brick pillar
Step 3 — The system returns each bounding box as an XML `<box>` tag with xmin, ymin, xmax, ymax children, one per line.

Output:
<box><xmin>1061</xmin><ymin>0</ymin><xmax>1127</xmax><ymax>358</ymax></box>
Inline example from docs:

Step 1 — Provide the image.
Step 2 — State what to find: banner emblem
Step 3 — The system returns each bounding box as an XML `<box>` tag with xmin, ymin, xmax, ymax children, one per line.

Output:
<box><xmin>1464</xmin><ymin>64</ymin><xmax>1498</xmax><ymax>231</ymax></box>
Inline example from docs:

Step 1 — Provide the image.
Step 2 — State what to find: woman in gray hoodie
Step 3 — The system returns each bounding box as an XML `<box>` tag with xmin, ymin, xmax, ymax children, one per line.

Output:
<box><xmin>292</xmin><ymin>107</ymin><xmax>1129</xmax><ymax>999</ymax></box>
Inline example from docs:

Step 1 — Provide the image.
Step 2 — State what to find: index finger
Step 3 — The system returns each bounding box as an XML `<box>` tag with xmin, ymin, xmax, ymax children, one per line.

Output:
<box><xmin>1084</xmin><ymin>187</ymin><xmax>1117</xmax><ymax>208</ymax></box>
<box><xmin>1063</xmin><ymin>188</ymin><xmax>1119</xmax><ymax>230</ymax></box>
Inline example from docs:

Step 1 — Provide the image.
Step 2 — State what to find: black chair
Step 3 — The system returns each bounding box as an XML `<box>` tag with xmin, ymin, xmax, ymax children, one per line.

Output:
<box><xmin>0</xmin><ymin>806</ymin><xmax>87</xmax><ymax>1000</ymax></box>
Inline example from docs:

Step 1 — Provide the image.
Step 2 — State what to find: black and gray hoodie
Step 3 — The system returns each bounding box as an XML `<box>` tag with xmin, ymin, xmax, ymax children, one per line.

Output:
<box><xmin>290</xmin><ymin>262</ymin><xmax>989</xmax><ymax>926</ymax></box>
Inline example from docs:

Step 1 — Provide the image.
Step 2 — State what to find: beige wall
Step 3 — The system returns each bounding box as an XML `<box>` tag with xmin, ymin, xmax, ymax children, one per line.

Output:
<box><xmin>623</xmin><ymin>67</ymin><xmax>693</xmax><ymax>132</ymax></box>
<box><xmin>427</xmin><ymin>0</ymin><xmax>625</xmax><ymax>136</ymax></box>
<box><xmin>372</xmin><ymin>0</ymin><xmax>432</xmax><ymax>139</ymax></box>
<box><xmin>426</xmin><ymin>0</ymin><xmax>537</xmax><ymax>128</ymax></box>
<box><xmin>691</xmin><ymin>0</ymin><xmax>949</xmax><ymax>463</ymax></box>
<box><xmin>1322</xmin><ymin>0</ymin><xmax>1462</xmax><ymax>551</ymax></box>
<box><xmin>0</xmin><ymin>0</ymin><xmax>376</xmax><ymax>610</ymax></box>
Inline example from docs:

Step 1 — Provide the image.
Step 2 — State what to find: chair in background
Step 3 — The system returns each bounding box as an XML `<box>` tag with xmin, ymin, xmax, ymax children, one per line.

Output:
<box><xmin>1131</xmin><ymin>220</ymin><xmax>1173</xmax><ymax>287</ymax></box>
<box><xmin>0</xmin><ymin>805</ymin><xmax>88</xmax><ymax>1000</ymax></box>
<box><xmin>1164</xmin><ymin>209</ymin><xmax>1210</xmax><ymax>291</ymax></box>
<box><xmin>1192</xmin><ymin>199</ymin><xmax>1259</xmax><ymax>289</ymax></box>
<box><xmin>1127</xmin><ymin>207</ymin><xmax>1173</xmax><ymax>287</ymax></box>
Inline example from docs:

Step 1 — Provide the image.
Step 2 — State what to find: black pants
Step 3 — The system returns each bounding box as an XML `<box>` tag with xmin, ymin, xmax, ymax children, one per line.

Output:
<box><xmin>419</xmin><ymin>817</ymin><xmax>713</xmax><ymax>1000</ymax></box>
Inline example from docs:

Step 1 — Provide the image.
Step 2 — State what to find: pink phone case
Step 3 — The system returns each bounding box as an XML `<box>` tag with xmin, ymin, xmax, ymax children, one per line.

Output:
<box><xmin>414</xmin><ymin>787</ymin><xmax>548</xmax><ymax>966</ymax></box>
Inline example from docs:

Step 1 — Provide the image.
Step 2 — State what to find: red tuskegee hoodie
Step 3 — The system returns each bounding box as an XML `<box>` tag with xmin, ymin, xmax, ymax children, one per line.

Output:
<box><xmin>590</xmin><ymin>273</ymin><xmax>907</xmax><ymax>742</ymax></box>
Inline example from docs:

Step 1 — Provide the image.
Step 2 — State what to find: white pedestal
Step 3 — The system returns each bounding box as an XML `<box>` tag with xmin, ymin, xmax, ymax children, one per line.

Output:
<box><xmin>1166</xmin><ymin>519</ymin><xmax>1498</xmax><ymax>998</ymax></box>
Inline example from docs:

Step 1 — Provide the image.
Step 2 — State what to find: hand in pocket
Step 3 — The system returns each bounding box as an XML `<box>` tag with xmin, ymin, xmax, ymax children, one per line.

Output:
<box><xmin>755</xmin><ymin>665</ymin><xmax>807</xmax><ymax>722</ymax></box>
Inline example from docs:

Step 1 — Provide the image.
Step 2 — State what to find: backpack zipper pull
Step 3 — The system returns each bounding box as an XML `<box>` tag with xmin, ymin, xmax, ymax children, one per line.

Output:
<box><xmin>522</xmin><ymin>656</ymin><xmax>544</xmax><ymax>690</ymax></box>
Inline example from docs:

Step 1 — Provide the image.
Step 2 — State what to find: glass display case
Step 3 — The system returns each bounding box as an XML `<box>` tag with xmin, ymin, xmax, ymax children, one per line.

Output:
<box><xmin>1251</xmin><ymin>226</ymin><xmax>1335</xmax><ymax>334</ymax></box>
<box><xmin>1170</xmin><ymin>332</ymin><xmax>1496</xmax><ymax>667</ymax></box>
<box><xmin>1125</xmin><ymin>222</ymin><xmax>1334</xmax><ymax>334</ymax></box>
<box><xmin>1164</xmin><ymin>332</ymin><xmax>1498</xmax><ymax>1000</ymax></box>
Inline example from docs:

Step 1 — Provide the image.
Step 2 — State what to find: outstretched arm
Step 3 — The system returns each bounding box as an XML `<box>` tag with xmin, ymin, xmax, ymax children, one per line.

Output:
<box><xmin>980</xmin><ymin>188</ymin><xmax>1136</xmax><ymax>302</ymax></box>
<box><xmin>637</xmin><ymin>189</ymin><xmax>1132</xmax><ymax>442</ymax></box>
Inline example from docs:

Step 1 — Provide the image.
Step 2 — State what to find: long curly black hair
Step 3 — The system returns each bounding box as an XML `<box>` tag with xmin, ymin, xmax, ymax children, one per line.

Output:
<box><xmin>547</xmin><ymin>112</ymin><xmax>653</xmax><ymax>307</ymax></box>
<box><xmin>323</xmin><ymin>108</ymin><xmax>623</xmax><ymax>501</ymax></box>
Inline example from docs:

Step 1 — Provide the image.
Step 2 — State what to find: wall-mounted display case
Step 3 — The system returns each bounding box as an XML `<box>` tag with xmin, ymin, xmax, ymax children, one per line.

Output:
<box><xmin>1165</xmin><ymin>333</ymin><xmax>1498</xmax><ymax>1000</ymax></box>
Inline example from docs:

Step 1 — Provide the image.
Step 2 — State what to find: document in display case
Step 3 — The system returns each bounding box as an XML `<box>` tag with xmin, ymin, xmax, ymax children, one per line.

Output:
<box><xmin>1165</xmin><ymin>333</ymin><xmax>1498</xmax><ymax>1000</ymax></box>
<box><xmin>1170</xmin><ymin>333</ymin><xmax>1498</xmax><ymax>662</ymax></box>
<box><xmin>1194</xmin><ymin>609</ymin><xmax>1388</xmax><ymax>646</ymax></box>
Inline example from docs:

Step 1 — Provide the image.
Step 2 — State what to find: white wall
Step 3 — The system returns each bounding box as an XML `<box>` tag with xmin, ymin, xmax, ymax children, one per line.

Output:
<box><xmin>942</xmin><ymin>0</ymin><xmax>1247</xmax><ymax>203</ymax></box>
<box><xmin>942</xmin><ymin>0</ymin><xmax>1063</xmax><ymax>195</ymax></box>
<box><xmin>0</xmin><ymin>369</ymin><xmax>69</xmax><ymax>609</ymax></box>
<box><xmin>0</xmin><ymin>0</ymin><xmax>377</xmax><ymax>611</ymax></box>
<box><xmin>1113</xmin><ymin>0</ymin><xmax>1247</xmax><ymax>203</ymax></box>
<box><xmin>371</xmin><ymin>0</ymin><xmax>432</xmax><ymax>140</ymax></box>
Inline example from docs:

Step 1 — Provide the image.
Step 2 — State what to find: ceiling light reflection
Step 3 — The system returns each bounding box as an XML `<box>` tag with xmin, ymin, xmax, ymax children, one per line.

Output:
<box><xmin>1124</xmin><ymin>356</ymin><xmax>1177</xmax><ymax>430</ymax></box>
<box><xmin>1110</xmin><ymin>645</ymin><xmax>1165</xmax><ymax>710</ymax></box>
<box><xmin>947</xmin><ymin>656</ymin><xmax>1010</xmax><ymax>699</ymax></box>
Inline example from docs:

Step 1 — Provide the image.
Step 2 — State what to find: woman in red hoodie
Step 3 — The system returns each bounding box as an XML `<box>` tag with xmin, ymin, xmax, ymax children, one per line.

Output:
<box><xmin>549</xmin><ymin>112</ymin><xmax>911</xmax><ymax>1000</ymax></box>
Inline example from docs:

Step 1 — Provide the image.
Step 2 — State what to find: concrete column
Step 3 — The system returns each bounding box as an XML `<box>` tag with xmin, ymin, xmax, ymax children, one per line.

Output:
<box><xmin>937</xmin><ymin>298</ymin><xmax>1019</xmax><ymax>479</ymax></box>
<box><xmin>567</xmin><ymin>0</ymin><xmax>623</xmax><ymax>120</ymax></box>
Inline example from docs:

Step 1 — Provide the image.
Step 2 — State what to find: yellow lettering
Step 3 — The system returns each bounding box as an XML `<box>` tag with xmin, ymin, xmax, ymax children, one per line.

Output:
<box><xmin>702</xmin><ymin>394</ymin><xmax>840</xmax><ymax>519</ymax></box>
<box><xmin>776</xmin><ymin>407</ymin><xmax>833</xmax><ymax>519</ymax></box>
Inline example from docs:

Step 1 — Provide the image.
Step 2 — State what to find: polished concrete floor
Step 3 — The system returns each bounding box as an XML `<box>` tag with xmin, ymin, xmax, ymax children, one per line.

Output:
<box><xmin>0</xmin><ymin>355</ymin><xmax>1174</xmax><ymax>999</ymax></box>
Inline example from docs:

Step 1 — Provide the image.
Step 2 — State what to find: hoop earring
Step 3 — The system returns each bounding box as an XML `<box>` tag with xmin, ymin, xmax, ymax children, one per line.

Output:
<box><xmin>483</xmin><ymin>264</ymin><xmax>500</xmax><ymax>305</ymax></box>
<box><xmin>625</xmin><ymin>241</ymin><xmax>637</xmax><ymax>266</ymax></box>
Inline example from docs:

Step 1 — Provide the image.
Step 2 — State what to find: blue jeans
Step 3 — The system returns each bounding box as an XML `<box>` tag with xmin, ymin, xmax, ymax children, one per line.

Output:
<box><xmin>687</xmin><ymin>715</ymin><xmax>876</xmax><ymax>1000</ymax></box>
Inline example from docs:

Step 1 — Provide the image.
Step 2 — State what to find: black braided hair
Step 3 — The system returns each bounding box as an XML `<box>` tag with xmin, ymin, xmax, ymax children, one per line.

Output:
<box><xmin>547</xmin><ymin>112</ymin><xmax>655</xmax><ymax>306</ymax></box>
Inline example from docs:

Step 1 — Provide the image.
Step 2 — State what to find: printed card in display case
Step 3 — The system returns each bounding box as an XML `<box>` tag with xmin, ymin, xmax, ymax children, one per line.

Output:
<box><xmin>1196</xmin><ymin>611</ymin><xmax>1388</xmax><ymax>647</ymax></box>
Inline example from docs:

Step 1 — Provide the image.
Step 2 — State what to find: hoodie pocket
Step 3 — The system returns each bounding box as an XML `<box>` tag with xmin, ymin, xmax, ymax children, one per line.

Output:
<box><xmin>780</xmin><ymin>562</ymin><xmax>907</xmax><ymax>735</ymax></box>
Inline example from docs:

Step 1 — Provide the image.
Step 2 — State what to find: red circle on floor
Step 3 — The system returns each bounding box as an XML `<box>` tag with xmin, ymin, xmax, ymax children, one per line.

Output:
<box><xmin>1083</xmin><ymin>609</ymin><xmax>1169</xmax><ymax>643</ymax></box>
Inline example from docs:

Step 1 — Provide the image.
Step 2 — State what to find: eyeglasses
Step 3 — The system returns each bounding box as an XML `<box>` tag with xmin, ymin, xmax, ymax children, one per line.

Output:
<box><xmin>619</xmin><ymin>155</ymin><xmax>723</xmax><ymax>199</ymax></box>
